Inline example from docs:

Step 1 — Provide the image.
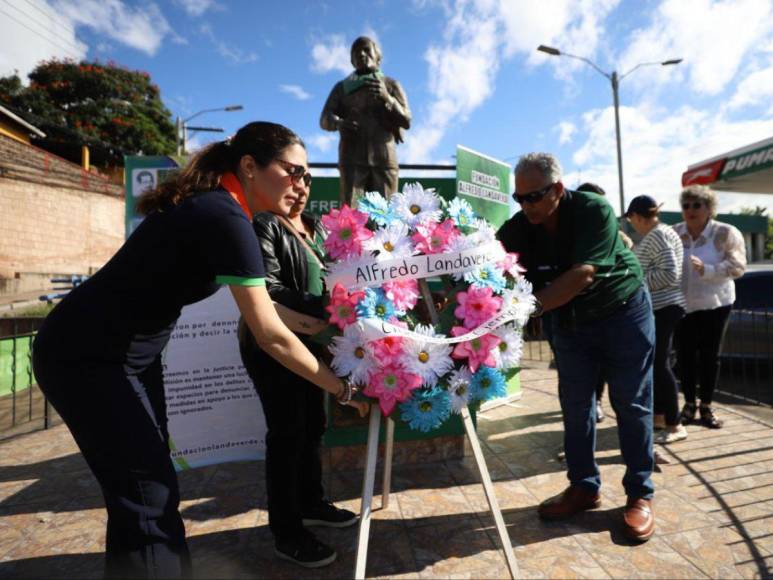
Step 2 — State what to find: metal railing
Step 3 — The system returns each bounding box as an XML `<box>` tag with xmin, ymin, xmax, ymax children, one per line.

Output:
<box><xmin>521</xmin><ymin>318</ymin><xmax>554</xmax><ymax>364</ymax></box>
<box><xmin>718</xmin><ymin>307</ymin><xmax>772</xmax><ymax>406</ymax></box>
<box><xmin>0</xmin><ymin>317</ymin><xmax>55</xmax><ymax>439</ymax></box>
<box><xmin>518</xmin><ymin>306</ymin><xmax>773</xmax><ymax>407</ymax></box>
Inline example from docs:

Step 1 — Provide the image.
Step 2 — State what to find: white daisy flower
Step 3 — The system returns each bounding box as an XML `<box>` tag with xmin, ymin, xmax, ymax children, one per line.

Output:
<box><xmin>492</xmin><ymin>324</ymin><xmax>524</xmax><ymax>370</ymax></box>
<box><xmin>401</xmin><ymin>324</ymin><xmax>454</xmax><ymax>387</ymax></box>
<box><xmin>363</xmin><ymin>222</ymin><xmax>416</xmax><ymax>261</ymax></box>
<box><xmin>392</xmin><ymin>183</ymin><xmax>442</xmax><ymax>228</ymax></box>
<box><xmin>501</xmin><ymin>276</ymin><xmax>535</xmax><ymax>326</ymax></box>
<box><xmin>447</xmin><ymin>366</ymin><xmax>473</xmax><ymax>413</ymax></box>
<box><xmin>470</xmin><ymin>218</ymin><xmax>497</xmax><ymax>245</ymax></box>
<box><xmin>329</xmin><ymin>324</ymin><xmax>373</xmax><ymax>385</ymax></box>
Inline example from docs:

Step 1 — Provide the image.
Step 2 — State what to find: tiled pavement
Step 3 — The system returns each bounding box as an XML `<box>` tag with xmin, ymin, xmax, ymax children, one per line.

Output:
<box><xmin>1</xmin><ymin>362</ymin><xmax>772</xmax><ymax>579</ymax></box>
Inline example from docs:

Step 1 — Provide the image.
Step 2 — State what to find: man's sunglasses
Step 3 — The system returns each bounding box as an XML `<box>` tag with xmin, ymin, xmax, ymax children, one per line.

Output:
<box><xmin>513</xmin><ymin>183</ymin><xmax>554</xmax><ymax>205</ymax></box>
<box><xmin>681</xmin><ymin>201</ymin><xmax>703</xmax><ymax>211</ymax></box>
<box><xmin>275</xmin><ymin>158</ymin><xmax>312</xmax><ymax>188</ymax></box>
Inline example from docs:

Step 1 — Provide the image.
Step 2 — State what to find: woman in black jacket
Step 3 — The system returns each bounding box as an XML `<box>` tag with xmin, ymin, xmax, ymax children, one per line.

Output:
<box><xmin>239</xmin><ymin>187</ymin><xmax>365</xmax><ymax>568</ymax></box>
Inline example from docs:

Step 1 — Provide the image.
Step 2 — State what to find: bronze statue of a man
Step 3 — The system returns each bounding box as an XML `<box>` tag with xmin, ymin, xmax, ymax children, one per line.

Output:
<box><xmin>320</xmin><ymin>36</ymin><xmax>411</xmax><ymax>205</ymax></box>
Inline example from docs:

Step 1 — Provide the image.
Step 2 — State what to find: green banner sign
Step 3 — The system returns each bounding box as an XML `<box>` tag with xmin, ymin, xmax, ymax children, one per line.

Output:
<box><xmin>455</xmin><ymin>145</ymin><xmax>512</xmax><ymax>229</ymax></box>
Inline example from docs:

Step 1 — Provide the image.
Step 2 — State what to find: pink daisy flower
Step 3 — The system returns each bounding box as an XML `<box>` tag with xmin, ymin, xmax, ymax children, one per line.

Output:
<box><xmin>321</xmin><ymin>205</ymin><xmax>373</xmax><ymax>260</ymax></box>
<box><xmin>499</xmin><ymin>250</ymin><xmax>527</xmax><ymax>277</ymax></box>
<box><xmin>450</xmin><ymin>326</ymin><xmax>501</xmax><ymax>373</ymax></box>
<box><xmin>382</xmin><ymin>279</ymin><xmax>420</xmax><ymax>312</ymax></box>
<box><xmin>411</xmin><ymin>219</ymin><xmax>460</xmax><ymax>254</ymax></box>
<box><xmin>454</xmin><ymin>286</ymin><xmax>503</xmax><ymax>329</ymax></box>
<box><xmin>364</xmin><ymin>362</ymin><xmax>423</xmax><ymax>416</ymax></box>
<box><xmin>325</xmin><ymin>283</ymin><xmax>365</xmax><ymax>330</ymax></box>
<box><xmin>371</xmin><ymin>335</ymin><xmax>405</xmax><ymax>366</ymax></box>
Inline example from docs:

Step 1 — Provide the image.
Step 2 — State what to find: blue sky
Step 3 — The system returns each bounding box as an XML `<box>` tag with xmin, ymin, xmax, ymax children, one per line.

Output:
<box><xmin>3</xmin><ymin>0</ymin><xmax>773</xmax><ymax>214</ymax></box>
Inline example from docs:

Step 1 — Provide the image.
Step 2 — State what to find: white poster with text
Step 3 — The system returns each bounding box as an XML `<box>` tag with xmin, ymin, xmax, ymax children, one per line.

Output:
<box><xmin>163</xmin><ymin>287</ymin><xmax>266</xmax><ymax>470</ymax></box>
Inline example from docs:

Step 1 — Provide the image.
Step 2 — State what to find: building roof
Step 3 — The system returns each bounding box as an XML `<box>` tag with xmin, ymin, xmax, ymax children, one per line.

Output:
<box><xmin>0</xmin><ymin>103</ymin><xmax>46</xmax><ymax>138</ymax></box>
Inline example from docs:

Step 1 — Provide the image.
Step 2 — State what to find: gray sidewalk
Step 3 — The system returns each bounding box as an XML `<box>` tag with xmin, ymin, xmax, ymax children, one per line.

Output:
<box><xmin>1</xmin><ymin>362</ymin><xmax>772</xmax><ymax>578</ymax></box>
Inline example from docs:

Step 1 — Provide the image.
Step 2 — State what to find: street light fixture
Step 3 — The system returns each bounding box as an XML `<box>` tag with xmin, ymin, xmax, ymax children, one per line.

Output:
<box><xmin>176</xmin><ymin>104</ymin><xmax>243</xmax><ymax>155</ymax></box>
<box><xmin>537</xmin><ymin>45</ymin><xmax>682</xmax><ymax>219</ymax></box>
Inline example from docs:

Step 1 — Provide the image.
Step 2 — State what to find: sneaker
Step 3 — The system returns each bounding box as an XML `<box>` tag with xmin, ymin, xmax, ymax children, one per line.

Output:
<box><xmin>655</xmin><ymin>425</ymin><xmax>688</xmax><ymax>444</ymax></box>
<box><xmin>596</xmin><ymin>401</ymin><xmax>605</xmax><ymax>423</ymax></box>
<box><xmin>699</xmin><ymin>405</ymin><xmax>723</xmax><ymax>429</ymax></box>
<box><xmin>275</xmin><ymin>531</ymin><xmax>337</xmax><ymax>568</ymax></box>
<box><xmin>302</xmin><ymin>501</ymin><xmax>358</xmax><ymax>528</ymax></box>
<box><xmin>680</xmin><ymin>402</ymin><xmax>697</xmax><ymax>425</ymax></box>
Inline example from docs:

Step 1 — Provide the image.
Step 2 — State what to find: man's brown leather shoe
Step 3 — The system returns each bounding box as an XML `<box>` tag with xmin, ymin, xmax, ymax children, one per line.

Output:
<box><xmin>537</xmin><ymin>486</ymin><xmax>601</xmax><ymax>520</ymax></box>
<box><xmin>623</xmin><ymin>497</ymin><xmax>655</xmax><ymax>542</ymax></box>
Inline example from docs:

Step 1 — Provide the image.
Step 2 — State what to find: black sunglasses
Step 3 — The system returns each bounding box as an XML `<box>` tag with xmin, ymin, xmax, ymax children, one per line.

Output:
<box><xmin>275</xmin><ymin>158</ymin><xmax>312</xmax><ymax>188</ymax></box>
<box><xmin>681</xmin><ymin>201</ymin><xmax>703</xmax><ymax>211</ymax></box>
<box><xmin>513</xmin><ymin>183</ymin><xmax>554</xmax><ymax>205</ymax></box>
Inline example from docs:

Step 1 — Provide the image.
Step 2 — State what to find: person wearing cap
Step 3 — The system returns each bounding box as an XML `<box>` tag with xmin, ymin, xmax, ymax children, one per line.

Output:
<box><xmin>626</xmin><ymin>195</ymin><xmax>688</xmax><ymax>444</ymax></box>
<box><xmin>497</xmin><ymin>153</ymin><xmax>656</xmax><ymax>543</ymax></box>
<box><xmin>673</xmin><ymin>185</ymin><xmax>746</xmax><ymax>429</ymax></box>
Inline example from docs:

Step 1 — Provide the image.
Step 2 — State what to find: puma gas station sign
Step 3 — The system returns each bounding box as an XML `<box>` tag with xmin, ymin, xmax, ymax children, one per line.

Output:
<box><xmin>682</xmin><ymin>136</ymin><xmax>773</xmax><ymax>194</ymax></box>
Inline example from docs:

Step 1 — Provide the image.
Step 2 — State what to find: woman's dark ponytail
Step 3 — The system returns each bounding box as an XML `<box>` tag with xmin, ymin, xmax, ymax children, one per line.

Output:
<box><xmin>136</xmin><ymin>122</ymin><xmax>304</xmax><ymax>215</ymax></box>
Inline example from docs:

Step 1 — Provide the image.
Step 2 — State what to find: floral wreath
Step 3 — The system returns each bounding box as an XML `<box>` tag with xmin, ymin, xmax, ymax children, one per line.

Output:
<box><xmin>320</xmin><ymin>183</ymin><xmax>535</xmax><ymax>432</ymax></box>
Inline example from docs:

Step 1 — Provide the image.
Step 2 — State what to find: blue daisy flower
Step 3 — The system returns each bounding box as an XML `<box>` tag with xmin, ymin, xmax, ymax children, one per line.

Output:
<box><xmin>357</xmin><ymin>191</ymin><xmax>396</xmax><ymax>226</ymax></box>
<box><xmin>400</xmin><ymin>387</ymin><xmax>451</xmax><ymax>432</ymax></box>
<box><xmin>447</xmin><ymin>198</ymin><xmax>476</xmax><ymax>228</ymax></box>
<box><xmin>463</xmin><ymin>264</ymin><xmax>507</xmax><ymax>294</ymax></box>
<box><xmin>356</xmin><ymin>288</ymin><xmax>399</xmax><ymax>320</ymax></box>
<box><xmin>469</xmin><ymin>367</ymin><xmax>507</xmax><ymax>403</ymax></box>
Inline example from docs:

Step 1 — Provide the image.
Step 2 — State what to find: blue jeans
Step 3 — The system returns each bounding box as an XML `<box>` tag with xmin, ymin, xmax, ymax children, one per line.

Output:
<box><xmin>548</xmin><ymin>286</ymin><xmax>655</xmax><ymax>499</ymax></box>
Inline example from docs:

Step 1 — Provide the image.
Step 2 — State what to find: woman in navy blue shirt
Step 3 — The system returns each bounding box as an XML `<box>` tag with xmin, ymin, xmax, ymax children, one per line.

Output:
<box><xmin>32</xmin><ymin>122</ymin><xmax>357</xmax><ymax>579</ymax></box>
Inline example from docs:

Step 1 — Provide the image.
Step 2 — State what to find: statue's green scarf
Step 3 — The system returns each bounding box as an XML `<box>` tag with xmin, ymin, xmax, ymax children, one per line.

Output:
<box><xmin>342</xmin><ymin>70</ymin><xmax>385</xmax><ymax>95</ymax></box>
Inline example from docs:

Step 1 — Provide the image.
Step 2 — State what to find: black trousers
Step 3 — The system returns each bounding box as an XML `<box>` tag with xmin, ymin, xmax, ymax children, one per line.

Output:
<box><xmin>676</xmin><ymin>305</ymin><xmax>732</xmax><ymax>406</ymax></box>
<box><xmin>240</xmin><ymin>341</ymin><xmax>326</xmax><ymax>543</ymax></box>
<box><xmin>32</xmin><ymin>336</ymin><xmax>191</xmax><ymax>579</ymax></box>
<box><xmin>653</xmin><ymin>305</ymin><xmax>685</xmax><ymax>425</ymax></box>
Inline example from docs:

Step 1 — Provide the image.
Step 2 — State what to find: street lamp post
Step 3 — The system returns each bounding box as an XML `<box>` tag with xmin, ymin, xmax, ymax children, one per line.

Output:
<box><xmin>175</xmin><ymin>105</ymin><xmax>243</xmax><ymax>156</ymax></box>
<box><xmin>537</xmin><ymin>45</ymin><xmax>682</xmax><ymax>219</ymax></box>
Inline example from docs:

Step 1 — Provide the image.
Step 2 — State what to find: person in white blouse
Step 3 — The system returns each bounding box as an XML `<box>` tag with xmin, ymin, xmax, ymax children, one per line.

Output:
<box><xmin>673</xmin><ymin>185</ymin><xmax>747</xmax><ymax>429</ymax></box>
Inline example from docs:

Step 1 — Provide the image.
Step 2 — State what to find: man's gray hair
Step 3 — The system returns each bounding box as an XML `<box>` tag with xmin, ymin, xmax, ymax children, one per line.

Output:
<box><xmin>515</xmin><ymin>152</ymin><xmax>563</xmax><ymax>183</ymax></box>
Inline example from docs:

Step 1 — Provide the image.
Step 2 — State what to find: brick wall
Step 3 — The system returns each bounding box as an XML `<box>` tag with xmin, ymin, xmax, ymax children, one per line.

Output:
<box><xmin>0</xmin><ymin>134</ymin><xmax>124</xmax><ymax>296</ymax></box>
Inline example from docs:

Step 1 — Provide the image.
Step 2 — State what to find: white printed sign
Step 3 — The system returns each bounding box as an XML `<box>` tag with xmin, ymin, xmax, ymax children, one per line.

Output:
<box><xmin>164</xmin><ymin>287</ymin><xmax>266</xmax><ymax>470</ymax></box>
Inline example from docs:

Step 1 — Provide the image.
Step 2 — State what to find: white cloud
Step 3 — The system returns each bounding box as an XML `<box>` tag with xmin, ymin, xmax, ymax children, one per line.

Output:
<box><xmin>174</xmin><ymin>0</ymin><xmax>220</xmax><ymax>17</ymax></box>
<box><xmin>619</xmin><ymin>0</ymin><xmax>773</xmax><ymax>96</ymax></box>
<box><xmin>53</xmin><ymin>0</ymin><xmax>177</xmax><ymax>56</ymax></box>
<box><xmin>310</xmin><ymin>34</ymin><xmax>350</xmax><ymax>75</ymax></box>
<box><xmin>0</xmin><ymin>0</ymin><xmax>87</xmax><ymax>78</ymax></box>
<box><xmin>566</xmin><ymin>103</ymin><xmax>773</xmax><ymax>215</ymax></box>
<box><xmin>279</xmin><ymin>84</ymin><xmax>312</xmax><ymax>101</ymax></box>
<box><xmin>403</xmin><ymin>0</ymin><xmax>620</xmax><ymax>163</ymax></box>
<box><xmin>556</xmin><ymin>121</ymin><xmax>577</xmax><ymax>145</ymax></box>
<box><xmin>306</xmin><ymin>133</ymin><xmax>337</xmax><ymax>154</ymax></box>
<box><xmin>728</xmin><ymin>63</ymin><xmax>773</xmax><ymax>112</ymax></box>
<box><xmin>200</xmin><ymin>24</ymin><xmax>258</xmax><ymax>64</ymax></box>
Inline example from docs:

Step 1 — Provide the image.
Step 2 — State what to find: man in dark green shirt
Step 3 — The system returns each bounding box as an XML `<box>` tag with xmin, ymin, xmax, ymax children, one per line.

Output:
<box><xmin>497</xmin><ymin>153</ymin><xmax>656</xmax><ymax>542</ymax></box>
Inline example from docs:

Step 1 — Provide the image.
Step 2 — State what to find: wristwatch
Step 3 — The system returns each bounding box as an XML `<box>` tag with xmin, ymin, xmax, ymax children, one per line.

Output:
<box><xmin>530</xmin><ymin>296</ymin><xmax>544</xmax><ymax>318</ymax></box>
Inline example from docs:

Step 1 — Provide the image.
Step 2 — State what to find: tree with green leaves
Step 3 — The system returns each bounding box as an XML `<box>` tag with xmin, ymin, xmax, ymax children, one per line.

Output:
<box><xmin>0</xmin><ymin>59</ymin><xmax>176</xmax><ymax>166</ymax></box>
